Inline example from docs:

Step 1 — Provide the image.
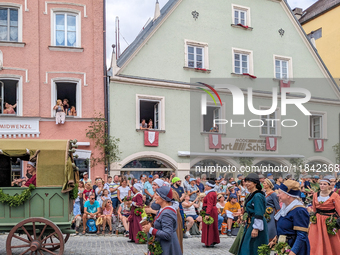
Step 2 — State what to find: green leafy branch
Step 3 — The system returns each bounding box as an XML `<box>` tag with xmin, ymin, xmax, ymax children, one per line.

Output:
<box><xmin>86</xmin><ymin>112</ymin><xmax>121</xmax><ymax>167</ymax></box>
<box><xmin>0</xmin><ymin>184</ymin><xmax>36</xmax><ymax>207</ymax></box>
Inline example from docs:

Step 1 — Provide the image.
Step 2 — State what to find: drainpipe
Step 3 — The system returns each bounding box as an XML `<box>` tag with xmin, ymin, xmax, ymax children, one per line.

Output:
<box><xmin>103</xmin><ymin>0</ymin><xmax>110</xmax><ymax>175</ymax></box>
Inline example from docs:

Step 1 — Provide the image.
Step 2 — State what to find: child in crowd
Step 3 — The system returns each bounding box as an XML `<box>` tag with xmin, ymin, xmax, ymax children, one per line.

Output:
<box><xmin>68</xmin><ymin>106</ymin><xmax>77</xmax><ymax>116</ymax></box>
<box><xmin>101</xmin><ymin>199</ymin><xmax>113</xmax><ymax>234</ymax></box>
<box><xmin>83</xmin><ymin>183</ymin><xmax>94</xmax><ymax>201</ymax></box>
<box><xmin>100</xmin><ymin>189</ymin><xmax>111</xmax><ymax>206</ymax></box>
<box><xmin>53</xmin><ymin>99</ymin><xmax>65</xmax><ymax>124</ymax></box>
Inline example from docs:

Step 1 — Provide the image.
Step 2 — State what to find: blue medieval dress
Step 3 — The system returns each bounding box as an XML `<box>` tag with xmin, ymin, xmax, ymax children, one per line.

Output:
<box><xmin>266</xmin><ymin>191</ymin><xmax>281</xmax><ymax>240</ymax></box>
<box><xmin>238</xmin><ymin>191</ymin><xmax>268</xmax><ymax>255</ymax></box>
<box><xmin>149</xmin><ymin>206</ymin><xmax>182</xmax><ymax>255</ymax></box>
<box><xmin>276</xmin><ymin>205</ymin><xmax>310</xmax><ymax>255</ymax></box>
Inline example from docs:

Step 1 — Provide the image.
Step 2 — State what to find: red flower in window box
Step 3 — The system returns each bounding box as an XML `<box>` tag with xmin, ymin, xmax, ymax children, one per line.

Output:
<box><xmin>237</xmin><ymin>23</ymin><xmax>249</xmax><ymax>29</ymax></box>
<box><xmin>243</xmin><ymin>73</ymin><xmax>257</xmax><ymax>79</ymax></box>
<box><xmin>195</xmin><ymin>68</ymin><xmax>207</xmax><ymax>71</ymax></box>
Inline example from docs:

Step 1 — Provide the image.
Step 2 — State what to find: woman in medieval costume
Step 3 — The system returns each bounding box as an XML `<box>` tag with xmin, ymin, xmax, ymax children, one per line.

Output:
<box><xmin>128</xmin><ymin>183</ymin><xmax>144</xmax><ymax>243</ymax></box>
<box><xmin>201</xmin><ymin>180</ymin><xmax>220</xmax><ymax>248</ymax></box>
<box><xmin>309</xmin><ymin>176</ymin><xmax>340</xmax><ymax>255</ymax></box>
<box><xmin>263</xmin><ymin>178</ymin><xmax>281</xmax><ymax>241</ymax></box>
<box><xmin>142</xmin><ymin>186</ymin><xmax>182</xmax><ymax>255</ymax></box>
<box><xmin>144</xmin><ymin>178</ymin><xmax>184</xmax><ymax>253</ymax></box>
<box><xmin>269</xmin><ymin>180</ymin><xmax>310</xmax><ymax>255</ymax></box>
<box><xmin>238</xmin><ymin>173</ymin><xmax>268</xmax><ymax>255</ymax></box>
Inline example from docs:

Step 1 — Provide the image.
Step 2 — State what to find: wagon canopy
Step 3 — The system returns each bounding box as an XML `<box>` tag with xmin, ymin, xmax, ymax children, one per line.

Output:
<box><xmin>0</xmin><ymin>139</ymin><xmax>75</xmax><ymax>190</ymax></box>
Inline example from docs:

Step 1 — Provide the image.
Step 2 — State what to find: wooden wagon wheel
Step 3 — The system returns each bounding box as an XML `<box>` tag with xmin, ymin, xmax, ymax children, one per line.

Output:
<box><xmin>6</xmin><ymin>217</ymin><xmax>65</xmax><ymax>255</ymax></box>
<box><xmin>42</xmin><ymin>233</ymin><xmax>70</xmax><ymax>251</ymax></box>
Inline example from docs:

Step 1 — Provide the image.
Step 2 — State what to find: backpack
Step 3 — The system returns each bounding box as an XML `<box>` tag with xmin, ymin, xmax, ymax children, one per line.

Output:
<box><xmin>86</xmin><ymin>218</ymin><xmax>97</xmax><ymax>233</ymax></box>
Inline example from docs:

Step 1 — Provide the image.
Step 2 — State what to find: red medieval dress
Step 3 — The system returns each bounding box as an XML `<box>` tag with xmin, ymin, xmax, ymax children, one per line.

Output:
<box><xmin>201</xmin><ymin>190</ymin><xmax>220</xmax><ymax>246</ymax></box>
<box><xmin>128</xmin><ymin>192</ymin><xmax>143</xmax><ymax>243</ymax></box>
<box><xmin>309</xmin><ymin>192</ymin><xmax>340</xmax><ymax>255</ymax></box>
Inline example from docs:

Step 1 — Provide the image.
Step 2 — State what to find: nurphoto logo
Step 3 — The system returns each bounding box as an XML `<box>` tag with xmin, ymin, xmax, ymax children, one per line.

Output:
<box><xmin>199</xmin><ymin>83</ymin><xmax>312</xmax><ymax>128</ymax></box>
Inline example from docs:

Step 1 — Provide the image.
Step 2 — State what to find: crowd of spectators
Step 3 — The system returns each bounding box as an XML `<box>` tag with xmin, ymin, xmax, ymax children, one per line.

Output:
<box><xmin>71</xmin><ymin>171</ymin><xmax>340</xmax><ymax>239</ymax></box>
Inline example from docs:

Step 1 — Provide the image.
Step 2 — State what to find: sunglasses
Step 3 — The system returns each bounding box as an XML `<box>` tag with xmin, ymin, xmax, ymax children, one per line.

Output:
<box><xmin>108</xmin><ymin>202</ymin><xmax>112</xmax><ymax>204</ymax></box>
<box><xmin>90</xmin><ymin>198</ymin><xmax>95</xmax><ymax>200</ymax></box>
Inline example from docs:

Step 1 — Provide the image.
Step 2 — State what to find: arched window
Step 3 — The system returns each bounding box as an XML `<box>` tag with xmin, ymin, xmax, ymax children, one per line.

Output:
<box><xmin>122</xmin><ymin>158</ymin><xmax>173</xmax><ymax>179</ymax></box>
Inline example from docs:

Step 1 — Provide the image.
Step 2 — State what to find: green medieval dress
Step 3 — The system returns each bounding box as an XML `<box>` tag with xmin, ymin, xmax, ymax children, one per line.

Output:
<box><xmin>237</xmin><ymin>191</ymin><xmax>269</xmax><ymax>255</ymax></box>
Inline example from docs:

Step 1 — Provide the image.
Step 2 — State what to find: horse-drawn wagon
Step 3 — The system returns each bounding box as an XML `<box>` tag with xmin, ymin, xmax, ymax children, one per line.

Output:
<box><xmin>0</xmin><ymin>139</ymin><xmax>79</xmax><ymax>254</ymax></box>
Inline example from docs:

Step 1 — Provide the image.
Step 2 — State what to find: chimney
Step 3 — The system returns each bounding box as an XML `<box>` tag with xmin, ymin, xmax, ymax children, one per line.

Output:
<box><xmin>153</xmin><ymin>0</ymin><xmax>161</xmax><ymax>21</ymax></box>
<box><xmin>292</xmin><ymin>8</ymin><xmax>303</xmax><ymax>20</ymax></box>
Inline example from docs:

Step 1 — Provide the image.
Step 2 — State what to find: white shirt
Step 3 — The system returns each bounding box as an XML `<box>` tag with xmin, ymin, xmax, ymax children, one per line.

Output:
<box><xmin>318</xmin><ymin>195</ymin><xmax>330</xmax><ymax>203</ymax></box>
<box><xmin>118</xmin><ymin>186</ymin><xmax>130</xmax><ymax>200</ymax></box>
<box><xmin>183</xmin><ymin>204</ymin><xmax>196</xmax><ymax>216</ymax></box>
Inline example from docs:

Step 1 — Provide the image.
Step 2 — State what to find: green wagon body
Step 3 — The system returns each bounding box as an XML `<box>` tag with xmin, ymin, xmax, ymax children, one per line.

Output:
<box><xmin>0</xmin><ymin>187</ymin><xmax>73</xmax><ymax>233</ymax></box>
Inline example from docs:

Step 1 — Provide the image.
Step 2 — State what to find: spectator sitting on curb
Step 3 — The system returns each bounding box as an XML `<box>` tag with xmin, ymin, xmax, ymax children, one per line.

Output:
<box><xmin>221</xmin><ymin>194</ymin><xmax>241</xmax><ymax>236</ymax></box>
<box><xmin>118</xmin><ymin>197</ymin><xmax>132</xmax><ymax>236</ymax></box>
<box><xmin>182</xmin><ymin>194</ymin><xmax>202</xmax><ymax>237</ymax></box>
<box><xmin>82</xmin><ymin>194</ymin><xmax>101</xmax><ymax>235</ymax></box>
<box><xmin>72</xmin><ymin>192</ymin><xmax>82</xmax><ymax>235</ymax></box>
<box><xmin>101</xmin><ymin>199</ymin><xmax>113</xmax><ymax>234</ymax></box>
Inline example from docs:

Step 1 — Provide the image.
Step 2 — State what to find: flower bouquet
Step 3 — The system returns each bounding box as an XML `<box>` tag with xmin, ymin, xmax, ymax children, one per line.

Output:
<box><xmin>274</xmin><ymin>242</ymin><xmax>292</xmax><ymax>255</ymax></box>
<box><xmin>123</xmin><ymin>195</ymin><xmax>133</xmax><ymax>202</ymax></box>
<box><xmin>200</xmin><ymin>210</ymin><xmax>214</xmax><ymax>225</ymax></box>
<box><xmin>265</xmin><ymin>207</ymin><xmax>273</xmax><ymax>223</ymax></box>
<box><xmin>326</xmin><ymin>215</ymin><xmax>338</xmax><ymax>235</ymax></box>
<box><xmin>134</xmin><ymin>207</ymin><xmax>143</xmax><ymax>216</ymax></box>
<box><xmin>148</xmin><ymin>236</ymin><xmax>163</xmax><ymax>255</ymax></box>
<box><xmin>309</xmin><ymin>212</ymin><xmax>317</xmax><ymax>224</ymax></box>
<box><xmin>258</xmin><ymin>244</ymin><xmax>271</xmax><ymax>255</ymax></box>
<box><xmin>136</xmin><ymin>231</ymin><xmax>147</xmax><ymax>244</ymax></box>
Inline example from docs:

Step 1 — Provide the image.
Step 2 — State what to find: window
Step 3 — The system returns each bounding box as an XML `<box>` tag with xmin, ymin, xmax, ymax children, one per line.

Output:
<box><xmin>203</xmin><ymin>106</ymin><xmax>221</xmax><ymax>132</ymax></box>
<box><xmin>234</xmin><ymin>9</ymin><xmax>246</xmax><ymax>25</ymax></box>
<box><xmin>11</xmin><ymin>158</ymin><xmax>22</xmax><ymax>182</ymax></box>
<box><xmin>75</xmin><ymin>159</ymin><xmax>89</xmax><ymax>179</ymax></box>
<box><xmin>0</xmin><ymin>8</ymin><xmax>18</xmax><ymax>42</ymax></box>
<box><xmin>307</xmin><ymin>28</ymin><xmax>322</xmax><ymax>41</ymax></box>
<box><xmin>275</xmin><ymin>59</ymin><xmax>288</xmax><ymax>79</ymax></box>
<box><xmin>273</xmin><ymin>55</ymin><xmax>293</xmax><ymax>80</ymax></box>
<box><xmin>184</xmin><ymin>40</ymin><xmax>209</xmax><ymax>69</ymax></box>
<box><xmin>310</xmin><ymin>116</ymin><xmax>322</xmax><ymax>138</ymax></box>
<box><xmin>261</xmin><ymin>112</ymin><xmax>277</xmax><ymax>135</ymax></box>
<box><xmin>139</xmin><ymin>100</ymin><xmax>160</xmax><ymax>130</ymax></box>
<box><xmin>136</xmin><ymin>95</ymin><xmax>165</xmax><ymax>130</ymax></box>
<box><xmin>0</xmin><ymin>79</ymin><xmax>18</xmax><ymax>115</ymax></box>
<box><xmin>232</xmin><ymin>48</ymin><xmax>253</xmax><ymax>75</ymax></box>
<box><xmin>53</xmin><ymin>12</ymin><xmax>80</xmax><ymax>47</ymax></box>
<box><xmin>234</xmin><ymin>53</ymin><xmax>249</xmax><ymax>74</ymax></box>
<box><xmin>52</xmin><ymin>79</ymin><xmax>81</xmax><ymax>117</ymax></box>
<box><xmin>232</xmin><ymin>5</ymin><xmax>251</xmax><ymax>27</ymax></box>
<box><xmin>188</xmin><ymin>45</ymin><xmax>204</xmax><ymax>68</ymax></box>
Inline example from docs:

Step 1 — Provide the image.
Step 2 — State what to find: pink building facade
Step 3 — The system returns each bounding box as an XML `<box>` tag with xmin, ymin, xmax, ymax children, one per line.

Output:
<box><xmin>0</xmin><ymin>0</ymin><xmax>105</xmax><ymax>181</ymax></box>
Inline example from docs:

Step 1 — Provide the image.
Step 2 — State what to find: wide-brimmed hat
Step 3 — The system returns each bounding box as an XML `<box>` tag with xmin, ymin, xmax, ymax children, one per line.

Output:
<box><xmin>279</xmin><ymin>180</ymin><xmax>300</xmax><ymax>198</ymax></box>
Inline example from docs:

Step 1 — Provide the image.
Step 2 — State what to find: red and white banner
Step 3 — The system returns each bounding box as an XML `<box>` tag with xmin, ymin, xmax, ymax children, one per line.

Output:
<box><xmin>144</xmin><ymin>131</ymin><xmax>159</xmax><ymax>147</ymax></box>
<box><xmin>209</xmin><ymin>134</ymin><xmax>222</xmax><ymax>149</ymax></box>
<box><xmin>266</xmin><ymin>137</ymin><xmax>277</xmax><ymax>151</ymax></box>
<box><xmin>280</xmin><ymin>80</ymin><xmax>291</xmax><ymax>93</ymax></box>
<box><xmin>314</xmin><ymin>139</ymin><xmax>324</xmax><ymax>152</ymax></box>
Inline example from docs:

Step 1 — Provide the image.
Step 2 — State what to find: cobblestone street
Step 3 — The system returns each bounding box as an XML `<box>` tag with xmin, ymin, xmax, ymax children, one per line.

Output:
<box><xmin>0</xmin><ymin>233</ymin><xmax>235</xmax><ymax>255</ymax></box>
